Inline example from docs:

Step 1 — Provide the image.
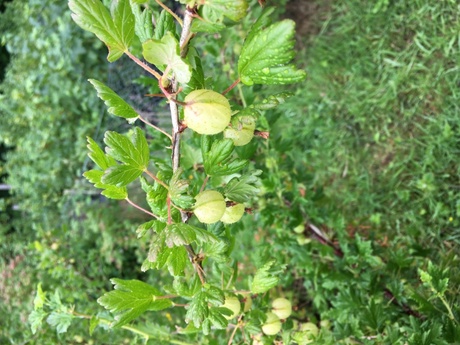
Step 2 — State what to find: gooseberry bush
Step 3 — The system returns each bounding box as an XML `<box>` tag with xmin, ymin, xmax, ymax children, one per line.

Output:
<box><xmin>31</xmin><ymin>0</ymin><xmax>306</xmax><ymax>343</ymax></box>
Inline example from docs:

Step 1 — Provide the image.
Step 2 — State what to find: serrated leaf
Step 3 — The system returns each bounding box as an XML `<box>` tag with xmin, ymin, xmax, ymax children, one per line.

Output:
<box><xmin>69</xmin><ymin>0</ymin><xmax>135</xmax><ymax>62</ymax></box>
<box><xmin>87</xmin><ymin>137</ymin><xmax>117</xmax><ymax>170</ymax></box>
<box><xmin>84</xmin><ymin>170</ymin><xmax>128</xmax><ymax>199</ymax></box>
<box><xmin>102</xmin><ymin>165</ymin><xmax>143</xmax><ymax>186</ymax></box>
<box><xmin>154</xmin><ymin>10</ymin><xmax>177</xmax><ymax>40</ymax></box>
<box><xmin>203</xmin><ymin>0</ymin><xmax>248</xmax><ymax>22</ymax></box>
<box><xmin>136</xmin><ymin>220</ymin><xmax>164</xmax><ymax>238</ymax></box>
<box><xmin>251</xmin><ymin>260</ymin><xmax>285</xmax><ymax>294</ymax></box>
<box><xmin>224</xmin><ymin>171</ymin><xmax>261</xmax><ymax>203</ymax></box>
<box><xmin>89</xmin><ymin>316</ymin><xmax>99</xmax><ymax>336</ymax></box>
<box><xmin>143</xmin><ymin>32</ymin><xmax>191</xmax><ymax>83</ymax></box>
<box><xmin>238</xmin><ymin>9</ymin><xmax>306</xmax><ymax>85</ymax></box>
<box><xmin>29</xmin><ymin>309</ymin><xmax>47</xmax><ymax>335</ymax></box>
<box><xmin>203</xmin><ymin>240</ymin><xmax>228</xmax><ymax>262</ymax></box>
<box><xmin>33</xmin><ymin>283</ymin><xmax>46</xmax><ymax>310</ymax></box>
<box><xmin>252</xmin><ymin>92</ymin><xmax>294</xmax><ymax>110</ymax></box>
<box><xmin>203</xmin><ymin>139</ymin><xmax>248</xmax><ymax>176</ymax></box>
<box><xmin>98</xmin><ymin>279</ymin><xmax>172</xmax><ymax>328</ymax></box>
<box><xmin>209</xmin><ymin>307</ymin><xmax>230</xmax><ymax>329</ymax></box>
<box><xmin>185</xmin><ymin>55</ymin><xmax>206</xmax><ymax>93</ymax></box>
<box><xmin>104</xmin><ymin>128</ymin><xmax>149</xmax><ymax>170</ymax></box>
<box><xmin>130</xmin><ymin>0</ymin><xmax>154</xmax><ymax>43</ymax></box>
<box><xmin>140</xmin><ymin>176</ymin><xmax>168</xmax><ymax>218</ymax></box>
<box><xmin>169</xmin><ymin>169</ymin><xmax>194</xmax><ymax>209</ymax></box>
<box><xmin>186</xmin><ymin>290</ymin><xmax>208</xmax><ymax>328</ymax></box>
<box><xmin>46</xmin><ymin>312</ymin><xmax>73</xmax><ymax>334</ymax></box>
<box><xmin>89</xmin><ymin>79</ymin><xmax>139</xmax><ymax>119</ymax></box>
<box><xmin>166</xmin><ymin>246</ymin><xmax>188</xmax><ymax>276</ymax></box>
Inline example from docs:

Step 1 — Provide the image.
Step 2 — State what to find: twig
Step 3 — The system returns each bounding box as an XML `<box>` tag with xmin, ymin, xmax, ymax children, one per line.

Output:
<box><xmin>222</xmin><ymin>78</ymin><xmax>241</xmax><ymax>95</ymax></box>
<box><xmin>227</xmin><ymin>314</ymin><xmax>244</xmax><ymax>345</ymax></box>
<box><xmin>125</xmin><ymin>51</ymin><xmax>162</xmax><ymax>80</ymax></box>
<box><xmin>199</xmin><ymin>175</ymin><xmax>209</xmax><ymax>193</ymax></box>
<box><xmin>137</xmin><ymin>115</ymin><xmax>172</xmax><ymax>140</ymax></box>
<box><xmin>155</xmin><ymin>0</ymin><xmax>183</xmax><ymax>26</ymax></box>
<box><xmin>144</xmin><ymin>169</ymin><xmax>170</xmax><ymax>190</ymax></box>
<box><xmin>126</xmin><ymin>197</ymin><xmax>158</xmax><ymax>219</ymax></box>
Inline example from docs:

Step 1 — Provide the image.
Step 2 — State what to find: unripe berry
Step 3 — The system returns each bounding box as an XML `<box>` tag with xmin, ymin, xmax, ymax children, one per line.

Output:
<box><xmin>271</xmin><ymin>297</ymin><xmax>292</xmax><ymax>319</ymax></box>
<box><xmin>220</xmin><ymin>203</ymin><xmax>245</xmax><ymax>224</ymax></box>
<box><xmin>292</xmin><ymin>322</ymin><xmax>319</xmax><ymax>344</ymax></box>
<box><xmin>193</xmin><ymin>190</ymin><xmax>226</xmax><ymax>224</ymax></box>
<box><xmin>222</xmin><ymin>296</ymin><xmax>241</xmax><ymax>320</ymax></box>
<box><xmin>262</xmin><ymin>312</ymin><xmax>282</xmax><ymax>335</ymax></box>
<box><xmin>184</xmin><ymin>89</ymin><xmax>231</xmax><ymax>135</ymax></box>
<box><xmin>223</xmin><ymin>116</ymin><xmax>256</xmax><ymax>146</ymax></box>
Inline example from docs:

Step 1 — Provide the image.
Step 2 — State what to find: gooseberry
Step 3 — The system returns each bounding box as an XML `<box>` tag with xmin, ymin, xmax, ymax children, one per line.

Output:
<box><xmin>184</xmin><ymin>89</ymin><xmax>231</xmax><ymax>135</ymax></box>
<box><xmin>223</xmin><ymin>115</ymin><xmax>256</xmax><ymax>146</ymax></box>
<box><xmin>271</xmin><ymin>297</ymin><xmax>292</xmax><ymax>319</ymax></box>
<box><xmin>262</xmin><ymin>312</ymin><xmax>282</xmax><ymax>335</ymax></box>
<box><xmin>220</xmin><ymin>203</ymin><xmax>245</xmax><ymax>224</ymax></box>
<box><xmin>221</xmin><ymin>296</ymin><xmax>241</xmax><ymax>320</ymax></box>
<box><xmin>193</xmin><ymin>190</ymin><xmax>226</xmax><ymax>224</ymax></box>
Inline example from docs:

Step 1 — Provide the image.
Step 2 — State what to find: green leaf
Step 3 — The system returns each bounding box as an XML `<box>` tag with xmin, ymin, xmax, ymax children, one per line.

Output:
<box><xmin>102</xmin><ymin>165</ymin><xmax>143</xmax><ymax>186</ymax></box>
<box><xmin>89</xmin><ymin>316</ymin><xmax>99</xmax><ymax>336</ymax></box>
<box><xmin>88</xmin><ymin>79</ymin><xmax>139</xmax><ymax>119</ymax></box>
<box><xmin>29</xmin><ymin>309</ymin><xmax>48</xmax><ymax>335</ymax></box>
<box><xmin>33</xmin><ymin>283</ymin><xmax>46</xmax><ymax>310</ymax></box>
<box><xmin>238</xmin><ymin>9</ymin><xmax>306</xmax><ymax>85</ymax></box>
<box><xmin>169</xmin><ymin>169</ymin><xmax>194</xmax><ymax>209</ymax></box>
<box><xmin>104</xmin><ymin>128</ymin><xmax>149</xmax><ymax>170</ymax></box>
<box><xmin>69</xmin><ymin>0</ymin><xmax>135</xmax><ymax>62</ymax></box>
<box><xmin>203</xmin><ymin>139</ymin><xmax>248</xmax><ymax>176</ymax></box>
<box><xmin>209</xmin><ymin>307</ymin><xmax>230</xmax><ymax>329</ymax></box>
<box><xmin>84</xmin><ymin>170</ymin><xmax>128</xmax><ymax>199</ymax></box>
<box><xmin>130</xmin><ymin>0</ymin><xmax>154</xmax><ymax>43</ymax></box>
<box><xmin>203</xmin><ymin>0</ymin><xmax>248</xmax><ymax>22</ymax></box>
<box><xmin>224</xmin><ymin>171</ymin><xmax>261</xmax><ymax>203</ymax></box>
<box><xmin>154</xmin><ymin>10</ymin><xmax>177</xmax><ymax>40</ymax></box>
<box><xmin>166</xmin><ymin>246</ymin><xmax>188</xmax><ymax>276</ymax></box>
<box><xmin>140</xmin><ymin>176</ymin><xmax>168</xmax><ymax>218</ymax></box>
<box><xmin>251</xmin><ymin>260</ymin><xmax>285</xmax><ymax>294</ymax></box>
<box><xmin>46</xmin><ymin>312</ymin><xmax>73</xmax><ymax>334</ymax></box>
<box><xmin>186</xmin><ymin>290</ymin><xmax>208</xmax><ymax>328</ymax></box>
<box><xmin>252</xmin><ymin>92</ymin><xmax>294</xmax><ymax>110</ymax></box>
<box><xmin>87</xmin><ymin>137</ymin><xmax>117</xmax><ymax>170</ymax></box>
<box><xmin>143</xmin><ymin>32</ymin><xmax>192</xmax><ymax>83</ymax></box>
<box><xmin>98</xmin><ymin>279</ymin><xmax>172</xmax><ymax>328</ymax></box>
<box><xmin>186</xmin><ymin>285</ymin><xmax>225</xmax><ymax>329</ymax></box>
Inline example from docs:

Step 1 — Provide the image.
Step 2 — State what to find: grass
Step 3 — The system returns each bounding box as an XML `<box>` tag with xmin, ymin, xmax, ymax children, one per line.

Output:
<box><xmin>271</xmin><ymin>0</ymin><xmax>460</xmax><ymax>248</ymax></box>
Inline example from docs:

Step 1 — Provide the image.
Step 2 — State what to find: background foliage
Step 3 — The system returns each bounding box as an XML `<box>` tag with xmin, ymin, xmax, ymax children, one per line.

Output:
<box><xmin>1</xmin><ymin>0</ymin><xmax>459</xmax><ymax>344</ymax></box>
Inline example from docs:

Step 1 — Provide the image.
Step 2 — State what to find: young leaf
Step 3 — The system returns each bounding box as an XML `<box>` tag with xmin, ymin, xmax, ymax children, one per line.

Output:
<box><xmin>102</xmin><ymin>165</ymin><xmax>143</xmax><ymax>186</ymax></box>
<box><xmin>46</xmin><ymin>312</ymin><xmax>73</xmax><ymax>334</ymax></box>
<box><xmin>88</xmin><ymin>79</ymin><xmax>139</xmax><ymax>119</ymax></box>
<box><xmin>252</xmin><ymin>92</ymin><xmax>294</xmax><ymax>110</ymax></box>
<box><xmin>98</xmin><ymin>279</ymin><xmax>172</xmax><ymax>328</ymax></box>
<box><xmin>251</xmin><ymin>260</ymin><xmax>285</xmax><ymax>294</ymax></box>
<box><xmin>69</xmin><ymin>0</ymin><xmax>135</xmax><ymax>62</ymax></box>
<box><xmin>169</xmin><ymin>169</ymin><xmax>194</xmax><ymax>209</ymax></box>
<box><xmin>87</xmin><ymin>137</ymin><xmax>117</xmax><ymax>170</ymax></box>
<box><xmin>224</xmin><ymin>171</ymin><xmax>261</xmax><ymax>203</ymax></box>
<box><xmin>143</xmin><ymin>32</ymin><xmax>192</xmax><ymax>84</ymax></box>
<box><xmin>33</xmin><ymin>283</ymin><xmax>46</xmax><ymax>310</ymax></box>
<box><xmin>29</xmin><ymin>309</ymin><xmax>48</xmax><ymax>335</ymax></box>
<box><xmin>104</xmin><ymin>128</ymin><xmax>149</xmax><ymax>170</ymax></box>
<box><xmin>154</xmin><ymin>10</ymin><xmax>177</xmax><ymax>40</ymax></box>
<box><xmin>140</xmin><ymin>176</ymin><xmax>168</xmax><ymax>218</ymax></box>
<box><xmin>84</xmin><ymin>170</ymin><xmax>128</xmax><ymax>200</ymax></box>
<box><xmin>203</xmin><ymin>139</ymin><xmax>248</xmax><ymax>176</ymax></box>
<box><xmin>203</xmin><ymin>0</ymin><xmax>248</xmax><ymax>22</ymax></box>
<box><xmin>238</xmin><ymin>9</ymin><xmax>306</xmax><ymax>85</ymax></box>
<box><xmin>130</xmin><ymin>1</ymin><xmax>154</xmax><ymax>43</ymax></box>
<box><xmin>186</xmin><ymin>290</ymin><xmax>208</xmax><ymax>328</ymax></box>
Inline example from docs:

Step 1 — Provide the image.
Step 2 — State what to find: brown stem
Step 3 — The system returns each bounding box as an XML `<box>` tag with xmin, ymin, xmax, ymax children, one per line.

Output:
<box><xmin>125</xmin><ymin>51</ymin><xmax>161</xmax><ymax>80</ymax></box>
<box><xmin>126</xmin><ymin>198</ymin><xmax>158</xmax><ymax>219</ymax></box>
<box><xmin>155</xmin><ymin>0</ymin><xmax>183</xmax><ymax>26</ymax></box>
<box><xmin>138</xmin><ymin>116</ymin><xmax>172</xmax><ymax>140</ymax></box>
<box><xmin>227</xmin><ymin>314</ymin><xmax>244</xmax><ymax>345</ymax></box>
<box><xmin>199</xmin><ymin>175</ymin><xmax>209</xmax><ymax>193</ymax></box>
<box><xmin>144</xmin><ymin>169</ymin><xmax>169</xmax><ymax>189</ymax></box>
<box><xmin>222</xmin><ymin>78</ymin><xmax>241</xmax><ymax>96</ymax></box>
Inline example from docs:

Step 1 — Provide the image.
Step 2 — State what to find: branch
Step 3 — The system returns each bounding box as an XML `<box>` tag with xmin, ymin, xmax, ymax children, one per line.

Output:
<box><xmin>125</xmin><ymin>197</ymin><xmax>158</xmax><ymax>219</ymax></box>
